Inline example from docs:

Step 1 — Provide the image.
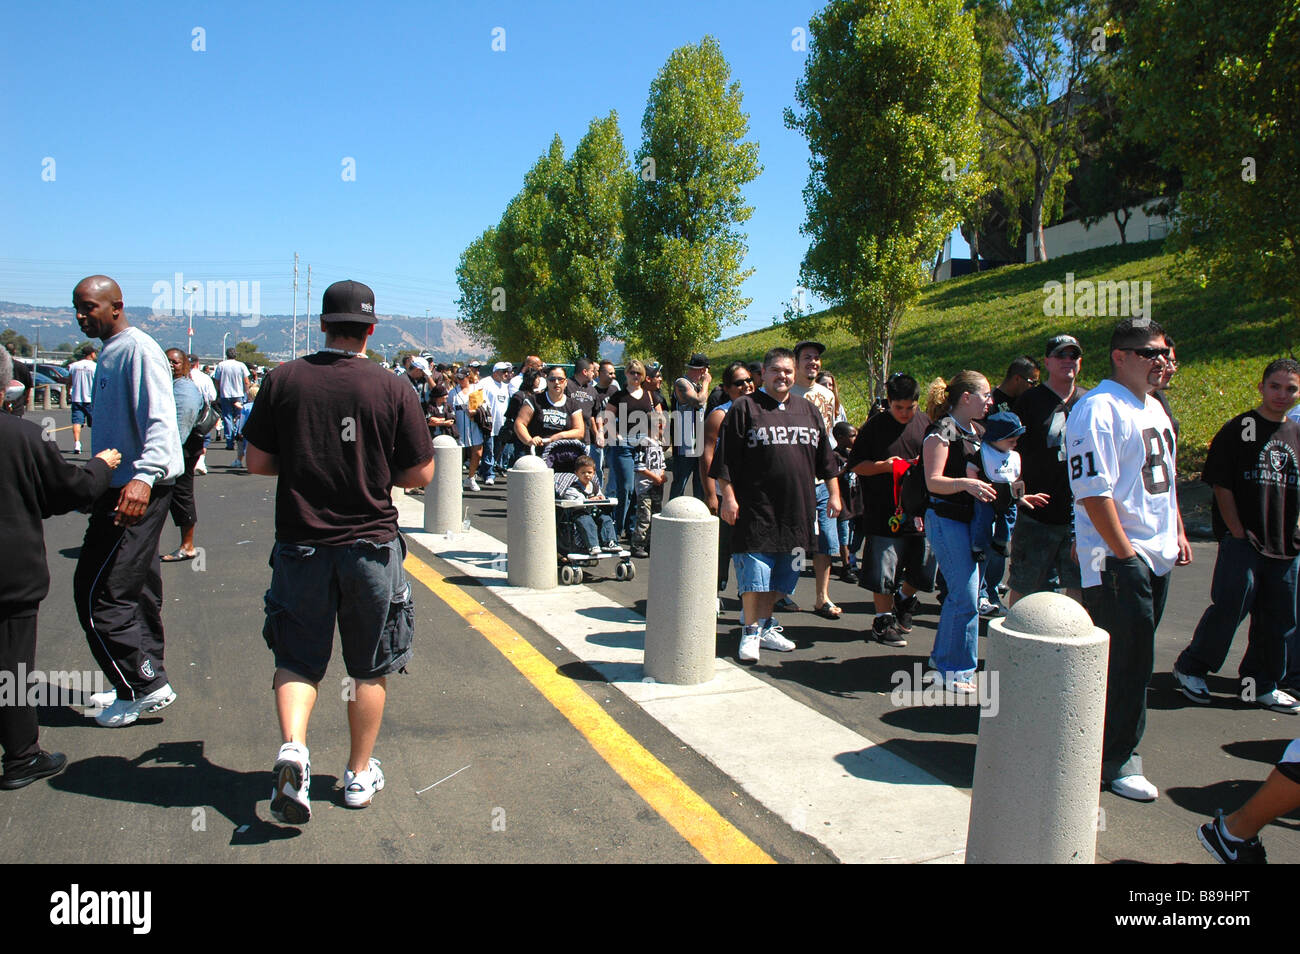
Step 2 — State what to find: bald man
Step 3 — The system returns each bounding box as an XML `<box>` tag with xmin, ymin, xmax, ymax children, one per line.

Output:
<box><xmin>71</xmin><ymin>276</ymin><xmax>184</xmax><ymax>728</ymax></box>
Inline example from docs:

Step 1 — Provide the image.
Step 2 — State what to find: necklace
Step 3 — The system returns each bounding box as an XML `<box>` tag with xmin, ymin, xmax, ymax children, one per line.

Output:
<box><xmin>318</xmin><ymin>346</ymin><xmax>362</xmax><ymax>357</ymax></box>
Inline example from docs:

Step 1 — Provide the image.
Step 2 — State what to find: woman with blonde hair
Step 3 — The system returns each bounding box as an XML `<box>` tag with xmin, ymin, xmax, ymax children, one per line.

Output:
<box><xmin>921</xmin><ymin>371</ymin><xmax>994</xmax><ymax>693</ymax></box>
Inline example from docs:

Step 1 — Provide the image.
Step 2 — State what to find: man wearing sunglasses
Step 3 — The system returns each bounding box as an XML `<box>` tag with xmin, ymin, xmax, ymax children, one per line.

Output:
<box><xmin>1067</xmin><ymin>318</ymin><xmax>1181</xmax><ymax>803</ymax></box>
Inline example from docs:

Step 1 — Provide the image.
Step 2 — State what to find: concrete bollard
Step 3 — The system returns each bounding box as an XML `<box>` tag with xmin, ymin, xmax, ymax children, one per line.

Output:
<box><xmin>644</xmin><ymin>496</ymin><xmax>719</xmax><ymax>685</ymax></box>
<box><xmin>966</xmin><ymin>592</ymin><xmax>1110</xmax><ymax>864</ymax></box>
<box><xmin>507</xmin><ymin>453</ymin><xmax>556</xmax><ymax>590</ymax></box>
<box><xmin>424</xmin><ymin>435</ymin><xmax>462</xmax><ymax>534</ymax></box>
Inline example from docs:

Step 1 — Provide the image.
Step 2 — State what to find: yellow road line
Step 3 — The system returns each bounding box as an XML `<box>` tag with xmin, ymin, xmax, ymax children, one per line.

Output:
<box><xmin>404</xmin><ymin>552</ymin><xmax>775</xmax><ymax>865</ymax></box>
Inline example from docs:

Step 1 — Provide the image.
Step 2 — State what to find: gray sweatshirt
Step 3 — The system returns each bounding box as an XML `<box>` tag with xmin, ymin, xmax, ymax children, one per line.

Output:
<box><xmin>91</xmin><ymin>326</ymin><xmax>183</xmax><ymax>488</ymax></box>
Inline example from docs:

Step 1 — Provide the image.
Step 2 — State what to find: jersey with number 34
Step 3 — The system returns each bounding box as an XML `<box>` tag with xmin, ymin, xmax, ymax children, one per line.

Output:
<box><xmin>1065</xmin><ymin>379</ymin><xmax>1180</xmax><ymax>588</ymax></box>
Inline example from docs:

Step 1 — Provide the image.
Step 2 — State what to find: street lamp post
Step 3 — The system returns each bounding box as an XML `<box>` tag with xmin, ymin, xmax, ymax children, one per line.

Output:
<box><xmin>221</xmin><ymin>332</ymin><xmax>232</xmax><ymax>358</ymax></box>
<box><xmin>184</xmin><ymin>283</ymin><xmax>202</xmax><ymax>357</ymax></box>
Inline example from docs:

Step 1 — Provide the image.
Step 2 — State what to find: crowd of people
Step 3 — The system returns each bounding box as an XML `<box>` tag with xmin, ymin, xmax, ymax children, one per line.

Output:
<box><xmin>7</xmin><ymin>278</ymin><xmax>1300</xmax><ymax>862</ymax></box>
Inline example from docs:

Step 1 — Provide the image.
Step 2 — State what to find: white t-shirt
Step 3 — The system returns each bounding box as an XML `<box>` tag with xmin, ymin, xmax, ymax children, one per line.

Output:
<box><xmin>478</xmin><ymin>376</ymin><xmax>511</xmax><ymax>435</ymax></box>
<box><xmin>190</xmin><ymin>367</ymin><xmax>217</xmax><ymax>403</ymax></box>
<box><xmin>67</xmin><ymin>358</ymin><xmax>96</xmax><ymax>403</ymax></box>
<box><xmin>213</xmin><ymin>359</ymin><xmax>250</xmax><ymax>399</ymax></box>
<box><xmin>1066</xmin><ymin>378</ymin><xmax>1180</xmax><ymax>588</ymax></box>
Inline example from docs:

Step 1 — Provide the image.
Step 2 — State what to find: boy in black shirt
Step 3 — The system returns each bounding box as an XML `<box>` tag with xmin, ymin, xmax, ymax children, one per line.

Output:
<box><xmin>1174</xmin><ymin>359</ymin><xmax>1300</xmax><ymax>712</ymax></box>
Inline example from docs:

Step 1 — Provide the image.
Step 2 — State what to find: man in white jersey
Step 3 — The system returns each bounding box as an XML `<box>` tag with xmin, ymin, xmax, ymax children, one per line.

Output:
<box><xmin>66</xmin><ymin>346</ymin><xmax>97</xmax><ymax>454</ymax></box>
<box><xmin>1067</xmin><ymin>318</ymin><xmax>1180</xmax><ymax>803</ymax></box>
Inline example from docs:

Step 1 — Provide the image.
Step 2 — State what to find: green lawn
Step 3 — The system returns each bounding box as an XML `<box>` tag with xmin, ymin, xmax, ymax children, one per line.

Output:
<box><xmin>707</xmin><ymin>239</ymin><xmax>1295</xmax><ymax>475</ymax></box>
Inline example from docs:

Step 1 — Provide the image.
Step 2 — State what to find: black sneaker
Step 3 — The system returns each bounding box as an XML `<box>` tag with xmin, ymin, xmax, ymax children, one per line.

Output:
<box><xmin>870</xmin><ymin>614</ymin><xmax>908</xmax><ymax>648</ymax></box>
<box><xmin>1198</xmin><ymin>810</ymin><xmax>1266</xmax><ymax>864</ymax></box>
<box><xmin>840</xmin><ymin>565</ymin><xmax>859</xmax><ymax>585</ymax></box>
<box><xmin>894</xmin><ymin>594</ymin><xmax>919</xmax><ymax>633</ymax></box>
<box><xmin>0</xmin><ymin>750</ymin><xmax>68</xmax><ymax>790</ymax></box>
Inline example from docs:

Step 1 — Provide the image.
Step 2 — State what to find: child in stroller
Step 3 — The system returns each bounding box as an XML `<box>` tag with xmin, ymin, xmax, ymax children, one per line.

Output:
<box><xmin>544</xmin><ymin>439</ymin><xmax>636</xmax><ymax>584</ymax></box>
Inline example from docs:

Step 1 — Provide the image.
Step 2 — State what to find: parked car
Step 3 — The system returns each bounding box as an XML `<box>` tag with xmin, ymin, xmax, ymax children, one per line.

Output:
<box><xmin>36</xmin><ymin>363</ymin><xmax>70</xmax><ymax>385</ymax></box>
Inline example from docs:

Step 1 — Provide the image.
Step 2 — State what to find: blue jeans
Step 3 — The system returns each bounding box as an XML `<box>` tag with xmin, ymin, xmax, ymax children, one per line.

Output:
<box><xmin>607</xmin><ymin>444</ymin><xmax>637</xmax><ymax>535</ymax></box>
<box><xmin>926</xmin><ymin>510</ymin><xmax>980</xmax><ymax>682</ymax></box>
<box><xmin>588</xmin><ymin>444</ymin><xmax>606</xmax><ymax>484</ymax></box>
<box><xmin>574</xmin><ymin>510</ymin><xmax>617</xmax><ymax>550</ymax></box>
<box><xmin>1180</xmin><ymin>536</ymin><xmax>1297</xmax><ymax>695</ymax></box>
<box><xmin>977</xmin><ymin>502</ymin><xmax>1015</xmax><ymax>605</ymax></box>
<box><xmin>670</xmin><ymin>452</ymin><xmax>702</xmax><ymax>500</ymax></box>
<box><xmin>477</xmin><ymin>430</ymin><xmax>497</xmax><ymax>480</ymax></box>
<box><xmin>219</xmin><ymin>396</ymin><xmax>241</xmax><ymax>449</ymax></box>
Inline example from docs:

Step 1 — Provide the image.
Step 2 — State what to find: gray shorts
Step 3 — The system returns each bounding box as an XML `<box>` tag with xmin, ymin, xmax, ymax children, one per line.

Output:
<box><xmin>1008</xmin><ymin>514</ymin><xmax>1081</xmax><ymax>594</ymax></box>
<box><xmin>262</xmin><ymin>535</ymin><xmax>414</xmax><ymax>683</ymax></box>
<box><xmin>859</xmin><ymin>534</ymin><xmax>937</xmax><ymax>594</ymax></box>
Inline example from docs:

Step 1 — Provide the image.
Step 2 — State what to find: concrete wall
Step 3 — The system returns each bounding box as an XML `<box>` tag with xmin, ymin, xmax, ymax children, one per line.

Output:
<box><xmin>1027</xmin><ymin>199</ymin><xmax>1171</xmax><ymax>262</ymax></box>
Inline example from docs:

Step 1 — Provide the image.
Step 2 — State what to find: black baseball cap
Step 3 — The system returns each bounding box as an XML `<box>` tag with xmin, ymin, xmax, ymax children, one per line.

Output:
<box><xmin>321</xmin><ymin>280</ymin><xmax>377</xmax><ymax>324</ymax></box>
<box><xmin>1046</xmin><ymin>334</ymin><xmax>1082</xmax><ymax>358</ymax></box>
<box><xmin>794</xmin><ymin>340</ymin><xmax>826</xmax><ymax>359</ymax></box>
<box><xmin>687</xmin><ymin>353</ymin><xmax>710</xmax><ymax>369</ymax></box>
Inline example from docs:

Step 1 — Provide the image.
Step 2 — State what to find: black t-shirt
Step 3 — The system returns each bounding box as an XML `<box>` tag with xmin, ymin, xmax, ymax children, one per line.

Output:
<box><xmin>986</xmin><ymin>386</ymin><xmax>1015</xmax><ymax>418</ymax></box>
<box><xmin>710</xmin><ymin>389</ymin><xmax>837</xmax><ymax>554</ymax></box>
<box><xmin>565</xmin><ymin>379</ymin><xmax>597</xmax><ymax>442</ymax></box>
<box><xmin>1153</xmin><ymin>389</ymin><xmax>1181</xmax><ymax>440</ymax></box>
<box><xmin>1012</xmin><ymin>383</ymin><xmax>1083</xmax><ymax>525</ymax></box>
<box><xmin>605</xmin><ymin>388</ymin><xmax>657</xmax><ymax>445</ymax></box>
<box><xmin>1202</xmin><ymin>410</ymin><xmax>1300</xmax><ymax>558</ymax></box>
<box><xmin>847</xmin><ymin>409</ymin><xmax>931</xmax><ymax>536</ymax></box>
<box><xmin>241</xmin><ymin>353</ymin><xmax>433</xmax><ymax>546</ymax></box>
<box><xmin>524</xmin><ymin>392</ymin><xmax>582</xmax><ymax>443</ymax></box>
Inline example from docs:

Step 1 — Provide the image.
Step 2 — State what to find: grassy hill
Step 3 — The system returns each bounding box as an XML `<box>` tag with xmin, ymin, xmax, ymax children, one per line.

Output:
<box><xmin>707</xmin><ymin>239</ymin><xmax>1295</xmax><ymax>475</ymax></box>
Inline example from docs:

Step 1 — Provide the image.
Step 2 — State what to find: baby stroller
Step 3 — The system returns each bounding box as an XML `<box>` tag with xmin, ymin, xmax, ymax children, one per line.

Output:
<box><xmin>542</xmin><ymin>439</ymin><xmax>636</xmax><ymax>585</ymax></box>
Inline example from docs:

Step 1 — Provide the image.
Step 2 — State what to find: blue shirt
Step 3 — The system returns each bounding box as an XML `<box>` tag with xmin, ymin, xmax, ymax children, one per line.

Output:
<box><xmin>91</xmin><ymin>326</ymin><xmax>183</xmax><ymax>488</ymax></box>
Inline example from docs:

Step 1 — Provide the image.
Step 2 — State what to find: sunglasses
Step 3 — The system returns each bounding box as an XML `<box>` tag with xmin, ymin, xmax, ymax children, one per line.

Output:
<box><xmin>1050</xmin><ymin>350</ymin><xmax>1082</xmax><ymax>360</ymax></box>
<box><xmin>1122</xmin><ymin>347</ymin><xmax>1171</xmax><ymax>361</ymax></box>
<box><xmin>728</xmin><ymin>377</ymin><xmax>753</xmax><ymax>387</ymax></box>
<box><xmin>547</xmin><ymin>376</ymin><xmax>566</xmax><ymax>382</ymax></box>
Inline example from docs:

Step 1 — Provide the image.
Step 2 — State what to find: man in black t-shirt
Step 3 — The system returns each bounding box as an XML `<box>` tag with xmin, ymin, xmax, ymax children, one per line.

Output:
<box><xmin>1174</xmin><ymin>359</ymin><xmax>1300</xmax><ymax>712</ymax></box>
<box><xmin>1007</xmin><ymin>334</ymin><xmax>1087</xmax><ymax>605</ymax></box>
<box><xmin>244</xmin><ymin>280</ymin><xmax>434</xmax><ymax>825</ymax></box>
<box><xmin>712</xmin><ymin>347</ymin><xmax>839</xmax><ymax>664</ymax></box>
<box><xmin>847</xmin><ymin>373</ymin><xmax>935</xmax><ymax>646</ymax></box>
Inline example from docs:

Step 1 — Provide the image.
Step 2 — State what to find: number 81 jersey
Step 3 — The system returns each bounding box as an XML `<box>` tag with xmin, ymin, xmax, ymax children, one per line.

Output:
<box><xmin>1065</xmin><ymin>378</ymin><xmax>1181</xmax><ymax>589</ymax></box>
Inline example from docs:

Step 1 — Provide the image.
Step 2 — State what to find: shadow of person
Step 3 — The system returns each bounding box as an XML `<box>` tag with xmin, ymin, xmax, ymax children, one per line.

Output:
<box><xmin>48</xmin><ymin>740</ymin><xmax>332</xmax><ymax>845</ymax></box>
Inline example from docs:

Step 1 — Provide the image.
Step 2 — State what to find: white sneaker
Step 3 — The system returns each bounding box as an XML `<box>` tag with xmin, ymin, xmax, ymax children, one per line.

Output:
<box><xmin>87</xmin><ymin>688</ymin><xmax>117</xmax><ymax>708</ymax></box>
<box><xmin>343</xmin><ymin>758</ymin><xmax>385</xmax><ymax>808</ymax></box>
<box><xmin>1110</xmin><ymin>774</ymin><xmax>1158</xmax><ymax>802</ymax></box>
<box><xmin>465</xmin><ymin>477</ymin><xmax>480</xmax><ymax>492</ymax></box>
<box><xmin>1173</xmin><ymin>666</ymin><xmax>1211</xmax><ymax>704</ymax></box>
<box><xmin>194</xmin><ymin>454</ymin><xmax>207</xmax><ymax>475</ymax></box>
<box><xmin>484</xmin><ymin>475</ymin><xmax>496</xmax><ymax>486</ymax></box>
<box><xmin>73</xmin><ymin>442</ymin><xmax>82</xmax><ymax>454</ymax></box>
<box><xmin>738</xmin><ymin>626</ymin><xmax>761</xmax><ymax>663</ymax></box>
<box><xmin>759</xmin><ymin>622</ymin><xmax>796</xmax><ymax>652</ymax></box>
<box><xmin>231</xmin><ymin>457</ymin><xmax>243</xmax><ymax>469</ymax></box>
<box><xmin>978</xmin><ymin>599</ymin><xmax>1004</xmax><ymax>618</ymax></box>
<box><xmin>270</xmin><ymin>741</ymin><xmax>311</xmax><ymax>824</ymax></box>
<box><xmin>95</xmin><ymin>682</ymin><xmax>177</xmax><ymax>728</ymax></box>
<box><xmin>1255</xmin><ymin>688</ymin><xmax>1300</xmax><ymax>714</ymax></box>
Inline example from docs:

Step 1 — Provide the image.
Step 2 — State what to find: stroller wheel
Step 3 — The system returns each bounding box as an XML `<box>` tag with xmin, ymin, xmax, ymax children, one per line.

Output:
<box><xmin>560</xmin><ymin>565</ymin><xmax>576</xmax><ymax>585</ymax></box>
<box><xmin>572</xmin><ymin>567</ymin><xmax>584</xmax><ymax>585</ymax></box>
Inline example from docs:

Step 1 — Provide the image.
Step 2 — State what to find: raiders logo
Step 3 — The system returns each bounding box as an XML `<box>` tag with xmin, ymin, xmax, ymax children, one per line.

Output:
<box><xmin>1270</xmin><ymin>449</ymin><xmax>1286</xmax><ymax>472</ymax></box>
<box><xmin>140</xmin><ymin>659</ymin><xmax>155</xmax><ymax>679</ymax></box>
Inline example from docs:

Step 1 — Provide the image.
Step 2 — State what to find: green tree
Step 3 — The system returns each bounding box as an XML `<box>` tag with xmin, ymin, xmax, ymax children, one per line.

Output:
<box><xmin>786</xmin><ymin>0</ymin><xmax>983</xmax><ymax>392</ymax></box>
<box><xmin>972</xmin><ymin>0</ymin><xmax>1107</xmax><ymax>261</ymax></box>
<box><xmin>455</xmin><ymin>226</ymin><xmax>511</xmax><ymax>353</ymax></box>
<box><xmin>545</xmin><ymin>112</ymin><xmax>634</xmax><ymax>361</ymax></box>
<box><xmin>233</xmin><ymin>340</ymin><xmax>269</xmax><ymax>366</ymax></box>
<box><xmin>495</xmin><ymin>136</ymin><xmax>568</xmax><ymax>358</ymax></box>
<box><xmin>618</xmin><ymin>36</ymin><xmax>761</xmax><ymax>377</ymax></box>
<box><xmin>1119</xmin><ymin>0</ymin><xmax>1300</xmax><ymax>323</ymax></box>
<box><xmin>364</xmin><ymin>348</ymin><xmax>385</xmax><ymax>364</ymax></box>
<box><xmin>1</xmin><ymin>329</ymin><xmax>32</xmax><ymax>356</ymax></box>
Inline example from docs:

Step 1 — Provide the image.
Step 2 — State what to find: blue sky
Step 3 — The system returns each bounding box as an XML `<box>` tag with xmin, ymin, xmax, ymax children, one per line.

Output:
<box><xmin>0</xmin><ymin>0</ymin><xmax>966</xmax><ymax>337</ymax></box>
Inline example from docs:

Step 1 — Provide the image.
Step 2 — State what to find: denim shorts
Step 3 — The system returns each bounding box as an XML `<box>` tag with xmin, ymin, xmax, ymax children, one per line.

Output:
<box><xmin>733</xmin><ymin>551</ymin><xmax>800</xmax><ymax>596</ymax></box>
<box><xmin>262</xmin><ymin>535</ymin><xmax>414</xmax><ymax>682</ymax></box>
<box><xmin>815</xmin><ymin>482</ymin><xmax>839</xmax><ymax>555</ymax></box>
<box><xmin>71</xmin><ymin>402</ymin><xmax>93</xmax><ymax>426</ymax></box>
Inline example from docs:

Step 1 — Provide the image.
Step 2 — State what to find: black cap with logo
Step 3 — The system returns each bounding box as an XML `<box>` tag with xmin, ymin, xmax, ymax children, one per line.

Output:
<box><xmin>321</xmin><ymin>280</ymin><xmax>377</xmax><ymax>324</ymax></box>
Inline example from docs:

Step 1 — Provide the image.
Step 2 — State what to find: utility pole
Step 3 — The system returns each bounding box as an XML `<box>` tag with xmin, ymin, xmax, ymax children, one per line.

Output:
<box><xmin>305</xmin><ymin>265</ymin><xmax>312</xmax><ymax>353</ymax></box>
<box><xmin>425</xmin><ymin>308</ymin><xmax>429</xmax><ymax>350</ymax></box>
<box><xmin>292</xmin><ymin>253</ymin><xmax>299</xmax><ymax>360</ymax></box>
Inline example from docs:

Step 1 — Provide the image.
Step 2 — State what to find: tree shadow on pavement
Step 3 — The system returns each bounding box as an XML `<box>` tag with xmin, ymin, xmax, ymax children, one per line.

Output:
<box><xmin>1165</xmin><ymin>778</ymin><xmax>1300</xmax><ymax>828</ymax></box>
<box><xmin>48</xmin><ymin>740</ymin><xmax>320</xmax><ymax>845</ymax></box>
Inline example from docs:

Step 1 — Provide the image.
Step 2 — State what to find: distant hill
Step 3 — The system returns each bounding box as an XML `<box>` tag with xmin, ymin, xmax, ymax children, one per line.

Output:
<box><xmin>0</xmin><ymin>301</ymin><xmax>627</xmax><ymax>365</ymax></box>
<box><xmin>0</xmin><ymin>301</ymin><xmax>488</xmax><ymax>364</ymax></box>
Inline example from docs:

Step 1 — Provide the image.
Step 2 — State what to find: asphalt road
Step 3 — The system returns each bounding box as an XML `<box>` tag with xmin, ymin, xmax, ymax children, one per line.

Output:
<box><xmin>5</xmin><ymin>407</ymin><xmax>1297</xmax><ymax>864</ymax></box>
<box><xmin>1</xmin><ymin>413</ymin><xmax>828</xmax><ymax>864</ymax></box>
